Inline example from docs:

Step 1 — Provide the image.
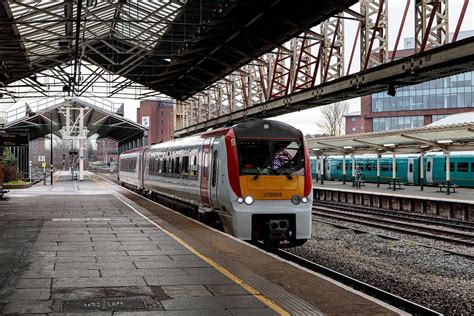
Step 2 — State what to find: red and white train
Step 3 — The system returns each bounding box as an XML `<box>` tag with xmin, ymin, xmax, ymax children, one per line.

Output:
<box><xmin>119</xmin><ymin>119</ymin><xmax>312</xmax><ymax>247</ymax></box>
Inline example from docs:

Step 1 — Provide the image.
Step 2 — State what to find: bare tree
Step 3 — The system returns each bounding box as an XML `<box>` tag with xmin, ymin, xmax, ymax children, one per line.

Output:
<box><xmin>316</xmin><ymin>101</ymin><xmax>349</xmax><ymax>136</ymax></box>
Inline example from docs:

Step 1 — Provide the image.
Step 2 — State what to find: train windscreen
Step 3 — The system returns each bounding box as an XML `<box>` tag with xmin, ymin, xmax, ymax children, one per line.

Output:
<box><xmin>237</xmin><ymin>140</ymin><xmax>305</xmax><ymax>176</ymax></box>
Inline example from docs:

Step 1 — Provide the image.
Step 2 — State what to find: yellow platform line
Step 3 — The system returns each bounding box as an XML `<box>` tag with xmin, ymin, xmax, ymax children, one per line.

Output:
<box><xmin>92</xmin><ymin>175</ymin><xmax>289</xmax><ymax>316</ymax></box>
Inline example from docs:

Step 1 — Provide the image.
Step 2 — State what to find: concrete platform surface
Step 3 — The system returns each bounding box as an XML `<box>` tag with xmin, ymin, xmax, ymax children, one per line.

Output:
<box><xmin>0</xmin><ymin>172</ymin><xmax>403</xmax><ymax>315</ymax></box>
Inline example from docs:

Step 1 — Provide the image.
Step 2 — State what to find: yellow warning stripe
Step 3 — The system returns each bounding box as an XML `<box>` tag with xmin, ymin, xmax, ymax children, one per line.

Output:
<box><xmin>92</xmin><ymin>174</ymin><xmax>289</xmax><ymax>316</ymax></box>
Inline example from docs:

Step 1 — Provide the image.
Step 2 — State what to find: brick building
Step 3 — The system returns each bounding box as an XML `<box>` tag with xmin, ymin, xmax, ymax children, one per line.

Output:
<box><xmin>344</xmin><ymin>111</ymin><xmax>365</xmax><ymax>135</ymax></box>
<box><xmin>136</xmin><ymin>99</ymin><xmax>174</xmax><ymax>145</ymax></box>
<box><xmin>353</xmin><ymin>31</ymin><xmax>474</xmax><ymax>133</ymax></box>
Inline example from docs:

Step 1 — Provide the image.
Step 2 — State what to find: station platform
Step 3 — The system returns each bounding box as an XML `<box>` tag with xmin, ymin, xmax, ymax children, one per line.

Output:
<box><xmin>0</xmin><ymin>172</ymin><xmax>404</xmax><ymax>315</ymax></box>
<box><xmin>314</xmin><ymin>180</ymin><xmax>474</xmax><ymax>204</ymax></box>
<box><xmin>314</xmin><ymin>180</ymin><xmax>474</xmax><ymax>222</ymax></box>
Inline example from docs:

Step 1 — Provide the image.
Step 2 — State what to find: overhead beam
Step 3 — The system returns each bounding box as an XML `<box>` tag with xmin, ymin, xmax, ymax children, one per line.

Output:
<box><xmin>175</xmin><ymin>37</ymin><xmax>474</xmax><ymax>137</ymax></box>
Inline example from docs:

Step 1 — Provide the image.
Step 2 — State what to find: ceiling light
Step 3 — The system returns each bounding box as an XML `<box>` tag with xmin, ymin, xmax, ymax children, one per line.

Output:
<box><xmin>383</xmin><ymin>143</ymin><xmax>396</xmax><ymax>147</ymax></box>
<box><xmin>437</xmin><ymin>140</ymin><xmax>453</xmax><ymax>144</ymax></box>
<box><xmin>343</xmin><ymin>146</ymin><xmax>353</xmax><ymax>149</ymax></box>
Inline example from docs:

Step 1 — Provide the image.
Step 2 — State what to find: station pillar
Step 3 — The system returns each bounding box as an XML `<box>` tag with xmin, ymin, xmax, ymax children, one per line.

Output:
<box><xmin>351</xmin><ymin>154</ymin><xmax>355</xmax><ymax>187</ymax></box>
<box><xmin>419</xmin><ymin>153</ymin><xmax>424</xmax><ymax>191</ymax></box>
<box><xmin>320</xmin><ymin>156</ymin><xmax>324</xmax><ymax>185</ymax></box>
<box><xmin>79</xmin><ymin>107</ymin><xmax>84</xmax><ymax>181</ymax></box>
<box><xmin>376</xmin><ymin>154</ymin><xmax>381</xmax><ymax>187</ymax></box>
<box><xmin>342</xmin><ymin>154</ymin><xmax>346</xmax><ymax>184</ymax></box>
<box><xmin>392</xmin><ymin>152</ymin><xmax>396</xmax><ymax>191</ymax></box>
<box><xmin>445</xmin><ymin>151</ymin><xmax>450</xmax><ymax>195</ymax></box>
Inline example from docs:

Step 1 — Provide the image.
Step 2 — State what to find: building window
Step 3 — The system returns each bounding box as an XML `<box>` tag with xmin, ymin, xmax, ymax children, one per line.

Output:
<box><xmin>351</xmin><ymin>127</ymin><xmax>356</xmax><ymax>132</ymax></box>
<box><xmin>351</xmin><ymin>117</ymin><xmax>356</xmax><ymax>122</ymax></box>
<box><xmin>372</xmin><ymin>116</ymin><xmax>424</xmax><ymax>132</ymax></box>
<box><xmin>371</xmin><ymin>71</ymin><xmax>474</xmax><ymax>112</ymax></box>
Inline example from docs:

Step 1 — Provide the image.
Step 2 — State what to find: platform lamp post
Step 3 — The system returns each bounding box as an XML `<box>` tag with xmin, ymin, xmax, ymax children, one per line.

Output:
<box><xmin>50</xmin><ymin>112</ymin><xmax>53</xmax><ymax>185</ymax></box>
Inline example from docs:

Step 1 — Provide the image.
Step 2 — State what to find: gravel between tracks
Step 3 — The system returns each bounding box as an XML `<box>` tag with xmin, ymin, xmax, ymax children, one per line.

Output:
<box><xmin>288</xmin><ymin>218</ymin><xmax>473</xmax><ymax>315</ymax></box>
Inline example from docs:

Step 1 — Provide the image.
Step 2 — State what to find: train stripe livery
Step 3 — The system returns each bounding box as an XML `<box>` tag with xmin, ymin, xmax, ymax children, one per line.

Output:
<box><xmin>119</xmin><ymin>119</ymin><xmax>312</xmax><ymax>247</ymax></box>
<box><xmin>311</xmin><ymin>153</ymin><xmax>474</xmax><ymax>187</ymax></box>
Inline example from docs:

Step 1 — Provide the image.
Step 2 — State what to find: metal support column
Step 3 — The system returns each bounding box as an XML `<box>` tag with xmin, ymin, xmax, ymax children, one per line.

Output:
<box><xmin>376</xmin><ymin>154</ymin><xmax>381</xmax><ymax>187</ymax></box>
<box><xmin>415</xmin><ymin>0</ymin><xmax>449</xmax><ymax>53</ymax></box>
<box><xmin>420</xmin><ymin>153</ymin><xmax>424</xmax><ymax>191</ymax></box>
<box><xmin>445</xmin><ymin>150</ymin><xmax>450</xmax><ymax>195</ymax></box>
<box><xmin>392</xmin><ymin>152</ymin><xmax>396</xmax><ymax>191</ymax></box>
<box><xmin>342</xmin><ymin>154</ymin><xmax>346</xmax><ymax>184</ymax></box>
<box><xmin>320</xmin><ymin>156</ymin><xmax>324</xmax><ymax>185</ymax></box>
<box><xmin>360</xmin><ymin>0</ymin><xmax>389</xmax><ymax>69</ymax></box>
<box><xmin>351</xmin><ymin>154</ymin><xmax>356</xmax><ymax>187</ymax></box>
<box><xmin>79</xmin><ymin>107</ymin><xmax>84</xmax><ymax>181</ymax></box>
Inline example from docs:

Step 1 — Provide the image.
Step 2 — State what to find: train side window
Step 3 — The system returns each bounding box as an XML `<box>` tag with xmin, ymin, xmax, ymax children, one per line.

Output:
<box><xmin>336</xmin><ymin>163</ymin><xmax>341</xmax><ymax>170</ymax></box>
<box><xmin>189</xmin><ymin>155</ymin><xmax>198</xmax><ymax>176</ymax></box>
<box><xmin>381</xmin><ymin>164</ymin><xmax>389</xmax><ymax>172</ymax></box>
<box><xmin>182</xmin><ymin>156</ymin><xmax>189</xmax><ymax>174</ymax></box>
<box><xmin>174</xmin><ymin>157</ymin><xmax>180</xmax><ymax>174</ymax></box>
<box><xmin>409</xmin><ymin>163</ymin><xmax>413</xmax><ymax>173</ymax></box>
<box><xmin>211</xmin><ymin>150</ymin><xmax>218</xmax><ymax>187</ymax></box>
<box><xmin>366</xmin><ymin>164</ymin><xmax>372</xmax><ymax>171</ymax></box>
<box><xmin>162</xmin><ymin>159</ymin><xmax>167</xmax><ymax>174</ymax></box>
<box><xmin>444</xmin><ymin>162</ymin><xmax>455</xmax><ymax>171</ymax></box>
<box><xmin>427</xmin><ymin>161</ymin><xmax>431</xmax><ymax>172</ymax></box>
<box><xmin>472</xmin><ymin>163</ymin><xmax>474</xmax><ymax>172</ymax></box>
<box><xmin>457</xmin><ymin>162</ymin><xmax>468</xmax><ymax>172</ymax></box>
<box><xmin>168</xmin><ymin>158</ymin><xmax>172</xmax><ymax>173</ymax></box>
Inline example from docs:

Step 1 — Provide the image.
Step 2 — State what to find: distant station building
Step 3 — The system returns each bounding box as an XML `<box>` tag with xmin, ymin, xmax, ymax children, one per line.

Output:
<box><xmin>355</xmin><ymin>31</ymin><xmax>474</xmax><ymax>133</ymax></box>
<box><xmin>344</xmin><ymin>111</ymin><xmax>365</xmax><ymax>135</ymax></box>
<box><xmin>137</xmin><ymin>99</ymin><xmax>174</xmax><ymax>145</ymax></box>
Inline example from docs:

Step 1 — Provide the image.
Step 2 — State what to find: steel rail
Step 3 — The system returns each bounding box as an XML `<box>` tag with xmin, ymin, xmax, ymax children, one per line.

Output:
<box><xmin>312</xmin><ymin>206</ymin><xmax>474</xmax><ymax>246</ymax></box>
<box><xmin>315</xmin><ymin>200</ymin><xmax>474</xmax><ymax>231</ymax></box>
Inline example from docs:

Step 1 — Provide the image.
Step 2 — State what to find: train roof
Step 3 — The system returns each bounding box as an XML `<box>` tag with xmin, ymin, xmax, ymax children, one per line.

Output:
<box><xmin>121</xmin><ymin>119</ymin><xmax>304</xmax><ymax>155</ymax></box>
<box><xmin>233</xmin><ymin>119</ymin><xmax>302</xmax><ymax>139</ymax></box>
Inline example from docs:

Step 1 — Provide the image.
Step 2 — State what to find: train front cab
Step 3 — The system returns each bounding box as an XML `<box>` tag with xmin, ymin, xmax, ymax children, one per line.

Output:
<box><xmin>223</xmin><ymin>120</ymin><xmax>312</xmax><ymax>247</ymax></box>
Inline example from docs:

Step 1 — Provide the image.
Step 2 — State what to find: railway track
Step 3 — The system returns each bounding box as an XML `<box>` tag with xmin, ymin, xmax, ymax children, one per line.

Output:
<box><xmin>313</xmin><ymin>201</ymin><xmax>474</xmax><ymax>246</ymax></box>
<box><xmin>266</xmin><ymin>248</ymin><xmax>442</xmax><ymax>316</ymax></box>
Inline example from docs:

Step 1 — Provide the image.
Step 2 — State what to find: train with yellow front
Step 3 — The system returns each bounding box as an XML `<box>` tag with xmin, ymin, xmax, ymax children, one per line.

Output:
<box><xmin>118</xmin><ymin>119</ymin><xmax>312</xmax><ymax>247</ymax></box>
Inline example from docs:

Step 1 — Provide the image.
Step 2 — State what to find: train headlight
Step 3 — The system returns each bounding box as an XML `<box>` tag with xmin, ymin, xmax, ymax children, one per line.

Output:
<box><xmin>301</xmin><ymin>197</ymin><xmax>308</xmax><ymax>203</ymax></box>
<box><xmin>237</xmin><ymin>197</ymin><xmax>244</xmax><ymax>204</ymax></box>
<box><xmin>291</xmin><ymin>195</ymin><xmax>302</xmax><ymax>205</ymax></box>
<box><xmin>244</xmin><ymin>195</ymin><xmax>254</xmax><ymax>205</ymax></box>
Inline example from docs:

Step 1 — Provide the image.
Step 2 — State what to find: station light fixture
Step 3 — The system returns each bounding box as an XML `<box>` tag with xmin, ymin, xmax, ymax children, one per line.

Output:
<box><xmin>437</xmin><ymin>139</ymin><xmax>453</xmax><ymax>144</ymax></box>
<box><xmin>312</xmin><ymin>148</ymin><xmax>321</xmax><ymax>151</ymax></box>
<box><xmin>343</xmin><ymin>146</ymin><xmax>353</xmax><ymax>149</ymax></box>
<box><xmin>383</xmin><ymin>143</ymin><xmax>396</xmax><ymax>147</ymax></box>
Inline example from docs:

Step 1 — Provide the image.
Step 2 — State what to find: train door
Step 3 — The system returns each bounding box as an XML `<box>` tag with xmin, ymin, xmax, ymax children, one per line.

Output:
<box><xmin>426</xmin><ymin>157</ymin><xmax>433</xmax><ymax>184</ymax></box>
<box><xmin>407</xmin><ymin>158</ymin><xmax>415</xmax><ymax>184</ymax></box>
<box><xmin>209</xmin><ymin>139</ymin><xmax>221</xmax><ymax>210</ymax></box>
<box><xmin>326</xmin><ymin>159</ymin><xmax>331</xmax><ymax>180</ymax></box>
<box><xmin>199</xmin><ymin>138</ymin><xmax>212</xmax><ymax>207</ymax></box>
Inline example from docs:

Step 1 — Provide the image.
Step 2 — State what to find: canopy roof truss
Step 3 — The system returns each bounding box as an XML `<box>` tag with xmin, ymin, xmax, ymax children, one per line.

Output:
<box><xmin>0</xmin><ymin>0</ymin><xmax>358</xmax><ymax>101</ymax></box>
<box><xmin>4</xmin><ymin>97</ymin><xmax>146</xmax><ymax>143</ymax></box>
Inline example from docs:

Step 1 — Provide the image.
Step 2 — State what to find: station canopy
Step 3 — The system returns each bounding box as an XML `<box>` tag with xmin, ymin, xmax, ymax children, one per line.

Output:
<box><xmin>308</xmin><ymin>122</ymin><xmax>474</xmax><ymax>155</ymax></box>
<box><xmin>0</xmin><ymin>0</ymin><xmax>357</xmax><ymax>100</ymax></box>
<box><xmin>4</xmin><ymin>97</ymin><xmax>146</xmax><ymax>142</ymax></box>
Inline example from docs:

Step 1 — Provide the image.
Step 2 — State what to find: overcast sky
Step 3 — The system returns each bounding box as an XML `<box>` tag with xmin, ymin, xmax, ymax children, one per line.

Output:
<box><xmin>2</xmin><ymin>1</ymin><xmax>473</xmax><ymax>135</ymax></box>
